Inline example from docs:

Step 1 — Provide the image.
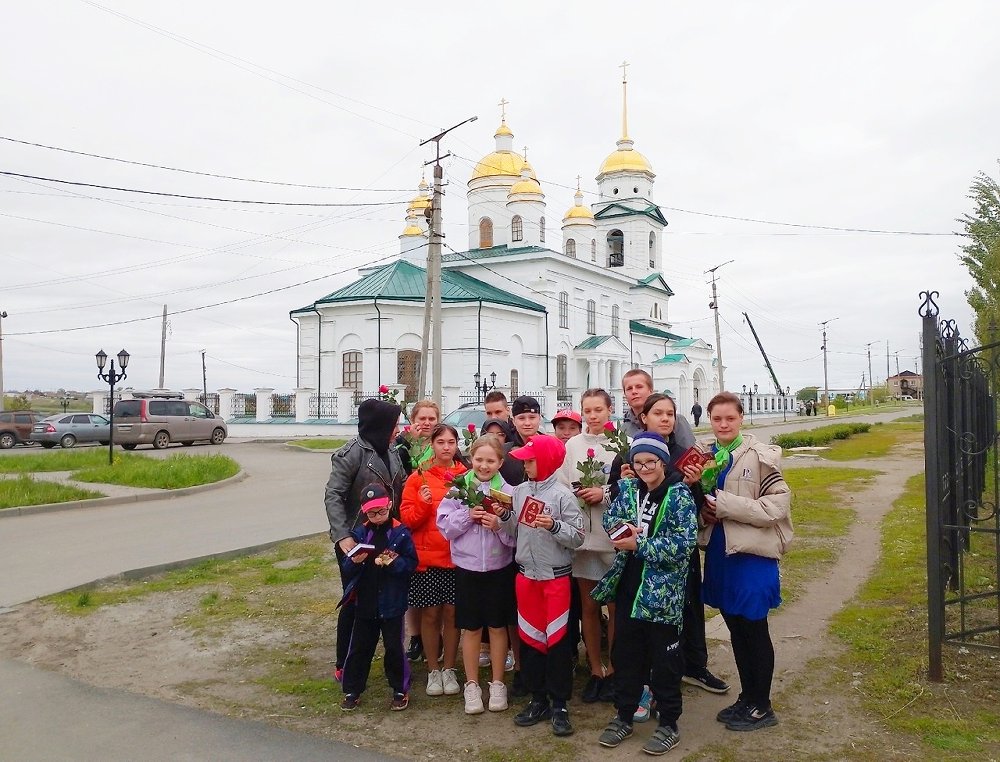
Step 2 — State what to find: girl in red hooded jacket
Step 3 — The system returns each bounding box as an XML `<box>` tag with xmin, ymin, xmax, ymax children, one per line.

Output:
<box><xmin>401</xmin><ymin>423</ymin><xmax>467</xmax><ymax>698</ymax></box>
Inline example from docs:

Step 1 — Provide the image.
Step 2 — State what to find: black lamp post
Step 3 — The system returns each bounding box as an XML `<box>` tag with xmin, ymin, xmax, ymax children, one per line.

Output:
<box><xmin>97</xmin><ymin>348</ymin><xmax>129</xmax><ymax>465</ymax></box>
<box><xmin>743</xmin><ymin>383</ymin><xmax>758</xmax><ymax>425</ymax></box>
<box><xmin>473</xmin><ymin>371</ymin><xmax>497</xmax><ymax>402</ymax></box>
<box><xmin>783</xmin><ymin>386</ymin><xmax>790</xmax><ymax>422</ymax></box>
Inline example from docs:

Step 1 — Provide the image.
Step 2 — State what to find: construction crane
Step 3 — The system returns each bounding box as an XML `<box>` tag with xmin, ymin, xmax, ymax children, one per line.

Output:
<box><xmin>742</xmin><ymin>312</ymin><xmax>785</xmax><ymax>396</ymax></box>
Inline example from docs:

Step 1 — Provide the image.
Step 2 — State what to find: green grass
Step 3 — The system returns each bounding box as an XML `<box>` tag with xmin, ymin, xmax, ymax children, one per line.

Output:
<box><xmin>822</xmin><ymin>421</ymin><xmax>923</xmax><ymax>461</ymax></box>
<box><xmin>286</xmin><ymin>438</ymin><xmax>347</xmax><ymax>450</ymax></box>
<box><xmin>830</xmin><ymin>474</ymin><xmax>1000</xmax><ymax>758</ymax></box>
<box><xmin>45</xmin><ymin>538</ymin><xmax>335</xmax><ymax>617</ymax></box>
<box><xmin>0</xmin><ymin>475</ymin><xmax>104</xmax><ymax>509</ymax></box>
<box><xmin>72</xmin><ymin>453</ymin><xmax>239</xmax><ymax>489</ymax></box>
<box><xmin>772</xmin><ymin>423</ymin><xmax>872</xmax><ymax>449</ymax></box>
<box><xmin>0</xmin><ymin>449</ymin><xmax>117</xmax><ymax>473</ymax></box>
<box><xmin>777</xmin><ymin>467</ymin><xmax>879</xmax><ymax>603</ymax></box>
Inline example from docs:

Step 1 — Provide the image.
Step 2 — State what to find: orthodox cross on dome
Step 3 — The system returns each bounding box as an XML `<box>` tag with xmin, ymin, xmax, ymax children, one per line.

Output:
<box><xmin>523</xmin><ymin>146</ymin><xmax>529</xmax><ymax>161</ymax></box>
<box><xmin>618</xmin><ymin>61</ymin><xmax>630</xmax><ymax>140</ymax></box>
<box><xmin>576</xmin><ymin>175</ymin><xmax>582</xmax><ymax>191</ymax></box>
<box><xmin>498</xmin><ymin>96</ymin><xmax>509</xmax><ymax>121</ymax></box>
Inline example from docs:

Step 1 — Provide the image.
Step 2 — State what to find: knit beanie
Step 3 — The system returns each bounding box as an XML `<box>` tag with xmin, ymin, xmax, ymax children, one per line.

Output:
<box><xmin>628</xmin><ymin>432</ymin><xmax>671</xmax><ymax>465</ymax></box>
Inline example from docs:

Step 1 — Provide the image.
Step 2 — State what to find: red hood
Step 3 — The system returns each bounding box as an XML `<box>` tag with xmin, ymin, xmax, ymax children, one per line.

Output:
<box><xmin>510</xmin><ymin>434</ymin><xmax>566</xmax><ymax>482</ymax></box>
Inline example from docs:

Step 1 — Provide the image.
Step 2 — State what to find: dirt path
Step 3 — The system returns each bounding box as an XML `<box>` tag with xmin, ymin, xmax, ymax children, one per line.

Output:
<box><xmin>0</xmin><ymin>446</ymin><xmax>925</xmax><ymax>760</ymax></box>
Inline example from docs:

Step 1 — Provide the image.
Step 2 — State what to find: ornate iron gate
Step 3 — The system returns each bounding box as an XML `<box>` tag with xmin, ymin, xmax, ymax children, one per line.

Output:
<box><xmin>920</xmin><ymin>291</ymin><xmax>1000</xmax><ymax>680</ymax></box>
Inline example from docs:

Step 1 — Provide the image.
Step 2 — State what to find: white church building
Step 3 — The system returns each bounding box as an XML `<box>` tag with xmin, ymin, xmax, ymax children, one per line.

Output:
<box><xmin>291</xmin><ymin>86</ymin><xmax>718</xmax><ymax>419</ymax></box>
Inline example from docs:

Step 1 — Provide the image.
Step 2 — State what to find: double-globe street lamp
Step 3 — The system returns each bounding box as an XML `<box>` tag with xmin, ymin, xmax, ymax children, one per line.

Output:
<box><xmin>474</xmin><ymin>371</ymin><xmax>497</xmax><ymax>403</ymax></box>
<box><xmin>743</xmin><ymin>382</ymin><xmax>758</xmax><ymax>425</ymax></box>
<box><xmin>96</xmin><ymin>348</ymin><xmax>129</xmax><ymax>465</ymax></box>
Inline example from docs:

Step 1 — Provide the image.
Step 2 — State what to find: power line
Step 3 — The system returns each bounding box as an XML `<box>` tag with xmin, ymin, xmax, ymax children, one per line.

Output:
<box><xmin>0</xmin><ymin>135</ymin><xmax>413</xmax><ymax>192</ymax></box>
<box><xmin>6</xmin><ymin>252</ymin><xmax>398</xmax><ymax>336</ymax></box>
<box><xmin>0</xmin><ymin>171</ymin><xmax>408</xmax><ymax>207</ymax></box>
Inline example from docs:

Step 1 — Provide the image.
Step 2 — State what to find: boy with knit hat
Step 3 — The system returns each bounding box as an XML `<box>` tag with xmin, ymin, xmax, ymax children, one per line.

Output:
<box><xmin>338</xmin><ymin>483</ymin><xmax>418</xmax><ymax>711</ymax></box>
<box><xmin>498</xmin><ymin>434</ymin><xmax>585</xmax><ymax>737</ymax></box>
<box><xmin>592</xmin><ymin>432</ymin><xmax>697</xmax><ymax>755</ymax></box>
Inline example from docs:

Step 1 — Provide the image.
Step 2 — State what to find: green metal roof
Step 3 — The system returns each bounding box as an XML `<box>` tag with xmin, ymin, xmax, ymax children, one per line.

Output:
<box><xmin>670</xmin><ymin>338</ymin><xmax>698</xmax><ymax>348</ymax></box>
<box><xmin>632</xmin><ymin>272</ymin><xmax>675</xmax><ymax>296</ymax></box>
<box><xmin>440</xmin><ymin>244</ymin><xmax>550</xmax><ymax>263</ymax></box>
<box><xmin>594</xmin><ymin>202</ymin><xmax>669</xmax><ymax>226</ymax></box>
<box><xmin>629</xmin><ymin>320</ymin><xmax>685</xmax><ymax>341</ymax></box>
<box><xmin>291</xmin><ymin>259</ymin><xmax>545</xmax><ymax>315</ymax></box>
<box><xmin>576</xmin><ymin>335</ymin><xmax>615</xmax><ymax>350</ymax></box>
<box><xmin>654</xmin><ymin>353</ymin><xmax>689</xmax><ymax>364</ymax></box>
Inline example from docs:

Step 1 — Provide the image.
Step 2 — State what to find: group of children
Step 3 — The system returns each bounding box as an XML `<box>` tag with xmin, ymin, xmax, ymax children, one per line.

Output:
<box><xmin>328</xmin><ymin>377</ymin><xmax>792</xmax><ymax>753</ymax></box>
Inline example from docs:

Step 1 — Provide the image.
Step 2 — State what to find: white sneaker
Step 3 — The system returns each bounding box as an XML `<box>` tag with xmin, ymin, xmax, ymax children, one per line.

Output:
<box><xmin>426</xmin><ymin>669</ymin><xmax>444</xmax><ymax>696</ymax></box>
<box><xmin>442</xmin><ymin>667</ymin><xmax>461</xmax><ymax>695</ymax></box>
<box><xmin>478</xmin><ymin>651</ymin><xmax>491</xmax><ymax>668</ymax></box>
<box><xmin>504</xmin><ymin>650</ymin><xmax>515</xmax><ymax>672</ymax></box>
<box><xmin>464</xmin><ymin>681</ymin><xmax>484</xmax><ymax>714</ymax></box>
<box><xmin>488</xmin><ymin>680</ymin><xmax>508</xmax><ymax>711</ymax></box>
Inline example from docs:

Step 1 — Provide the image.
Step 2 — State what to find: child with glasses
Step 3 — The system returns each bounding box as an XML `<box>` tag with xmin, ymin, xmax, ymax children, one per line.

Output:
<box><xmin>338</xmin><ymin>483</ymin><xmax>418</xmax><ymax>712</ymax></box>
<box><xmin>592</xmin><ymin>432</ymin><xmax>697</xmax><ymax>755</ymax></box>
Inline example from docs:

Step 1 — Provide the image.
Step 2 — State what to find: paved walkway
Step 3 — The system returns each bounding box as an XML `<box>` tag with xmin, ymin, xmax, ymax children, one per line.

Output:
<box><xmin>0</xmin><ymin>409</ymin><xmax>919</xmax><ymax>761</ymax></box>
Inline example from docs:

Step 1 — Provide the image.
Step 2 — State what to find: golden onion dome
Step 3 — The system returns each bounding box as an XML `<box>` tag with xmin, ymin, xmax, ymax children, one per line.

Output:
<box><xmin>407</xmin><ymin>193</ymin><xmax>430</xmax><ymax>214</ymax></box>
<box><xmin>599</xmin><ymin>140</ymin><xmax>653</xmax><ymax>176</ymax></box>
<box><xmin>472</xmin><ymin>151</ymin><xmax>533</xmax><ymax>180</ymax></box>
<box><xmin>510</xmin><ymin>177</ymin><xmax>543</xmax><ymax>196</ymax></box>
<box><xmin>401</xmin><ymin>213</ymin><xmax>424</xmax><ymax>237</ymax></box>
<box><xmin>565</xmin><ymin>204</ymin><xmax>595</xmax><ymax>220</ymax></box>
<box><xmin>495</xmin><ymin>121</ymin><xmax>513</xmax><ymax>138</ymax></box>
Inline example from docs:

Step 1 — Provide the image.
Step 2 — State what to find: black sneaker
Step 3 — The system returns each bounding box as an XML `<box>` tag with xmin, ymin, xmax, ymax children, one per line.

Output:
<box><xmin>642</xmin><ymin>724</ymin><xmax>680</xmax><ymax>755</ymax></box>
<box><xmin>716</xmin><ymin>697</ymin><xmax>748</xmax><ymax>723</ymax></box>
<box><xmin>340</xmin><ymin>693</ymin><xmax>360</xmax><ymax>711</ymax></box>
<box><xmin>510</xmin><ymin>670</ymin><xmax>529</xmax><ymax>698</ymax></box>
<box><xmin>682</xmin><ymin>667</ymin><xmax>730</xmax><ymax>694</ymax></box>
<box><xmin>598</xmin><ymin>716</ymin><xmax>634</xmax><ymax>747</ymax></box>
<box><xmin>581</xmin><ymin>674</ymin><xmax>602</xmax><ymax>703</ymax></box>
<box><xmin>390</xmin><ymin>692</ymin><xmax>409</xmax><ymax>711</ymax></box>
<box><xmin>406</xmin><ymin>635</ymin><xmax>424</xmax><ymax>662</ymax></box>
<box><xmin>598</xmin><ymin>675</ymin><xmax>616</xmax><ymax>703</ymax></box>
<box><xmin>513</xmin><ymin>700</ymin><xmax>551</xmax><ymax>727</ymax></box>
<box><xmin>551</xmin><ymin>707</ymin><xmax>574</xmax><ymax>737</ymax></box>
<box><xmin>726</xmin><ymin>704</ymin><xmax>778</xmax><ymax>732</ymax></box>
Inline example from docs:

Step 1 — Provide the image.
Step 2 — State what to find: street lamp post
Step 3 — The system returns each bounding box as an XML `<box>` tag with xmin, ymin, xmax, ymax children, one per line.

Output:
<box><xmin>473</xmin><ymin>371</ymin><xmax>497</xmax><ymax>403</ymax></box>
<box><xmin>97</xmin><ymin>348</ymin><xmax>129</xmax><ymax>465</ymax></box>
<box><xmin>743</xmin><ymin>383</ymin><xmax>758</xmax><ymax>425</ymax></box>
<box><xmin>783</xmin><ymin>386</ymin><xmax>790</xmax><ymax>422</ymax></box>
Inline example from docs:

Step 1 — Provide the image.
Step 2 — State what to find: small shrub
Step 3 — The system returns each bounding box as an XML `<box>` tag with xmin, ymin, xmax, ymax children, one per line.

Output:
<box><xmin>772</xmin><ymin>423</ymin><xmax>871</xmax><ymax>449</ymax></box>
<box><xmin>75</xmin><ymin>592</ymin><xmax>92</xmax><ymax>608</ymax></box>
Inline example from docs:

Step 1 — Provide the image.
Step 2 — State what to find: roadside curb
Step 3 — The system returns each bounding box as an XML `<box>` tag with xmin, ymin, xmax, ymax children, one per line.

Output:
<box><xmin>0</xmin><ymin>469</ymin><xmax>249</xmax><ymax>519</ymax></box>
<box><xmin>283</xmin><ymin>443</ymin><xmax>337</xmax><ymax>453</ymax></box>
<box><xmin>54</xmin><ymin>531</ymin><xmax>327</xmax><ymax>595</ymax></box>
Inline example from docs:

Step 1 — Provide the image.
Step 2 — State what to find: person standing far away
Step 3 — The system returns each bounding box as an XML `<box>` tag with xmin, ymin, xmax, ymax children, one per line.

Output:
<box><xmin>484</xmin><ymin>391</ymin><xmax>511</xmax><ymax>422</ymax></box>
<box><xmin>500</xmin><ymin>395</ymin><xmax>543</xmax><ymax>486</ymax></box>
<box><xmin>324</xmin><ymin>398</ymin><xmax>405</xmax><ymax>683</ymax></box>
<box><xmin>690</xmin><ymin>401</ymin><xmax>703</xmax><ymax>427</ymax></box>
<box><xmin>700</xmin><ymin>392</ymin><xmax>793</xmax><ymax>732</ymax></box>
<box><xmin>621</xmin><ymin>369</ymin><xmax>695</xmax><ymax>449</ymax></box>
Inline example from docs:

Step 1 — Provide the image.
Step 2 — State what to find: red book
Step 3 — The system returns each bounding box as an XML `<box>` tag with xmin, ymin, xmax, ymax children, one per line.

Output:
<box><xmin>675</xmin><ymin>447</ymin><xmax>713</xmax><ymax>472</ymax></box>
<box><xmin>519</xmin><ymin>495</ymin><xmax>546</xmax><ymax>525</ymax></box>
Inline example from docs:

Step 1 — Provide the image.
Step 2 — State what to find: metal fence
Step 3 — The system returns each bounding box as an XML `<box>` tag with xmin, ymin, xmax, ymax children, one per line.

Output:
<box><xmin>102</xmin><ymin>394</ymin><xmax>122</xmax><ymax>415</ymax></box>
<box><xmin>309</xmin><ymin>394</ymin><xmax>337</xmax><ymax>418</ymax></box>
<box><xmin>200</xmin><ymin>393</ymin><xmax>220</xmax><ymax>414</ymax></box>
<box><xmin>231</xmin><ymin>393</ymin><xmax>256</xmax><ymax>418</ymax></box>
<box><xmin>271</xmin><ymin>393</ymin><xmax>294</xmax><ymax>417</ymax></box>
<box><xmin>920</xmin><ymin>290</ymin><xmax>1000</xmax><ymax>681</ymax></box>
<box><xmin>458</xmin><ymin>390</ymin><xmax>480</xmax><ymax>407</ymax></box>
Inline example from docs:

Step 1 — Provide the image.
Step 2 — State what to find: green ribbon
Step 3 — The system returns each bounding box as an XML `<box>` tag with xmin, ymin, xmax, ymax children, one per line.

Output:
<box><xmin>464</xmin><ymin>471</ymin><xmax>503</xmax><ymax>492</ymax></box>
<box><xmin>699</xmin><ymin>433</ymin><xmax>744</xmax><ymax>493</ymax></box>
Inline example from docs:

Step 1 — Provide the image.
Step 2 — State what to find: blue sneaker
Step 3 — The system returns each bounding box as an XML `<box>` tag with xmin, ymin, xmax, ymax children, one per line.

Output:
<box><xmin>633</xmin><ymin>685</ymin><xmax>654</xmax><ymax>723</ymax></box>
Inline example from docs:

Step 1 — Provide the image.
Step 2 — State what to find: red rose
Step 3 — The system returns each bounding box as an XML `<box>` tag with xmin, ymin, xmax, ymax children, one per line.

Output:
<box><xmin>444</xmin><ymin>471</ymin><xmax>455</xmax><ymax>481</ymax></box>
<box><xmin>604</xmin><ymin>421</ymin><xmax>616</xmax><ymax>431</ymax></box>
<box><xmin>467</xmin><ymin>423</ymin><xmax>477</xmax><ymax>433</ymax></box>
<box><xmin>379</xmin><ymin>384</ymin><xmax>389</xmax><ymax>394</ymax></box>
<box><xmin>587</xmin><ymin>448</ymin><xmax>596</xmax><ymax>458</ymax></box>
<box><xmin>402</xmin><ymin>425</ymin><xmax>411</xmax><ymax>433</ymax></box>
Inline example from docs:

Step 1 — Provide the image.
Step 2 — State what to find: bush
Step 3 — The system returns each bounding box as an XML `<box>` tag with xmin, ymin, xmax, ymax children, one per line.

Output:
<box><xmin>771</xmin><ymin>423</ymin><xmax>871</xmax><ymax>449</ymax></box>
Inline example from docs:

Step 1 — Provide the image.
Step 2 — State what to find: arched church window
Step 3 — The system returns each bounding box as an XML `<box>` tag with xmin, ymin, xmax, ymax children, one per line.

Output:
<box><xmin>511</xmin><ymin>215</ymin><xmax>523</xmax><ymax>242</ymax></box>
<box><xmin>607</xmin><ymin>230</ymin><xmax>624</xmax><ymax>268</ymax></box>
<box><xmin>397</xmin><ymin>350</ymin><xmax>420</xmax><ymax>402</ymax></box>
<box><xmin>510</xmin><ymin>369</ymin><xmax>519</xmax><ymax>398</ymax></box>
<box><xmin>586</xmin><ymin>300</ymin><xmax>596</xmax><ymax>335</ymax></box>
<box><xmin>564</xmin><ymin>238</ymin><xmax>576</xmax><ymax>258</ymax></box>
<box><xmin>591</xmin><ymin>239</ymin><xmax>597</xmax><ymax>262</ymax></box>
<box><xmin>612</xmin><ymin>305</ymin><xmax>620</xmax><ymax>338</ymax></box>
<box><xmin>539</xmin><ymin>216</ymin><xmax>546</xmax><ymax>244</ymax></box>
<box><xmin>648</xmin><ymin>232</ymin><xmax>656</xmax><ymax>269</ymax></box>
<box><xmin>343</xmin><ymin>351</ymin><xmax>362</xmax><ymax>392</ymax></box>
<box><xmin>479</xmin><ymin>217</ymin><xmax>493</xmax><ymax>248</ymax></box>
<box><xmin>558</xmin><ymin>292</ymin><xmax>569</xmax><ymax>328</ymax></box>
<box><xmin>556</xmin><ymin>355</ymin><xmax>568</xmax><ymax>398</ymax></box>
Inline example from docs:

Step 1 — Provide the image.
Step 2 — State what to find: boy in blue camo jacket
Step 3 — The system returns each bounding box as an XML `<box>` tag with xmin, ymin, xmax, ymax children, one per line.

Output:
<box><xmin>591</xmin><ymin>432</ymin><xmax>697</xmax><ymax>756</ymax></box>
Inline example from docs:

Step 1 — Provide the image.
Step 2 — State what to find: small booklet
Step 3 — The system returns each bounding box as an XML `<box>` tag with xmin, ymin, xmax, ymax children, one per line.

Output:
<box><xmin>484</xmin><ymin>489</ymin><xmax>513</xmax><ymax>516</ymax></box>
<box><xmin>607</xmin><ymin>522</ymin><xmax>633</xmax><ymax>541</ymax></box>
<box><xmin>346</xmin><ymin>543</ymin><xmax>376</xmax><ymax>558</ymax></box>
<box><xmin>519</xmin><ymin>495</ymin><xmax>546</xmax><ymax>525</ymax></box>
<box><xmin>675</xmin><ymin>446</ymin><xmax>714</xmax><ymax>472</ymax></box>
<box><xmin>376</xmin><ymin>549</ymin><xmax>398</xmax><ymax>565</ymax></box>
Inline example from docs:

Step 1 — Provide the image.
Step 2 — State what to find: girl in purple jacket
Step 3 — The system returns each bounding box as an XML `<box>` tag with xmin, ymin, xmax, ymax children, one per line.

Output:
<box><xmin>437</xmin><ymin>434</ymin><xmax>517</xmax><ymax>715</ymax></box>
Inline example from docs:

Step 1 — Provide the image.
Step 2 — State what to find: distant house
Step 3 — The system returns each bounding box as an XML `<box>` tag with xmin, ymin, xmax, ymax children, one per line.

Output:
<box><xmin>888</xmin><ymin>370</ymin><xmax>922</xmax><ymax>399</ymax></box>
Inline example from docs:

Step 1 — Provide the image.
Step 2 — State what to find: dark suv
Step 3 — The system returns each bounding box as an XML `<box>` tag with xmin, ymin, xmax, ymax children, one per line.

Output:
<box><xmin>0</xmin><ymin>410</ymin><xmax>44</xmax><ymax>449</ymax></box>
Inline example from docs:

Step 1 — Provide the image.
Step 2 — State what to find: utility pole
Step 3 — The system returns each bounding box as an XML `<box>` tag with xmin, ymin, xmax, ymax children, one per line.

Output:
<box><xmin>705</xmin><ymin>260</ymin><xmax>734</xmax><ymax>391</ymax></box>
<box><xmin>895</xmin><ymin>351</ymin><xmax>900</xmax><ymax>377</ymax></box>
<box><xmin>886</xmin><ymin>340</ymin><xmax>891</xmax><ymax>389</ymax></box>
<box><xmin>0</xmin><ymin>310</ymin><xmax>6</xmax><ymax>412</ymax></box>
<box><xmin>201</xmin><ymin>350</ymin><xmax>208</xmax><ymax>404</ymax></box>
<box><xmin>158</xmin><ymin>304</ymin><xmax>167</xmax><ymax>389</ymax></box>
<box><xmin>820</xmin><ymin>318</ymin><xmax>838</xmax><ymax>414</ymax></box>
<box><xmin>865</xmin><ymin>340</ymin><xmax>878</xmax><ymax>408</ymax></box>
<box><xmin>419</xmin><ymin>115</ymin><xmax>478</xmax><ymax>408</ymax></box>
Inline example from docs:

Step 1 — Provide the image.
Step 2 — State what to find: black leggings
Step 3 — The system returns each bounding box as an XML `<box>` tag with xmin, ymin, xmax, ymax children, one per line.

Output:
<box><xmin>721</xmin><ymin>613</ymin><xmax>774</xmax><ymax>708</ymax></box>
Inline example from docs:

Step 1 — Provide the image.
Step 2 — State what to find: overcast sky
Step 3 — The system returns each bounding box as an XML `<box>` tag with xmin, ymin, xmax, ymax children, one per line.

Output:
<box><xmin>1</xmin><ymin>1</ymin><xmax>994</xmax><ymax>398</ymax></box>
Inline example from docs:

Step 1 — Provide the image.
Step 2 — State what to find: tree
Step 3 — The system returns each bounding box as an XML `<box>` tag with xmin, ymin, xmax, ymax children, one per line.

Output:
<box><xmin>796</xmin><ymin>386</ymin><xmax>819</xmax><ymax>402</ymax></box>
<box><xmin>958</xmin><ymin>167</ymin><xmax>1000</xmax><ymax>345</ymax></box>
